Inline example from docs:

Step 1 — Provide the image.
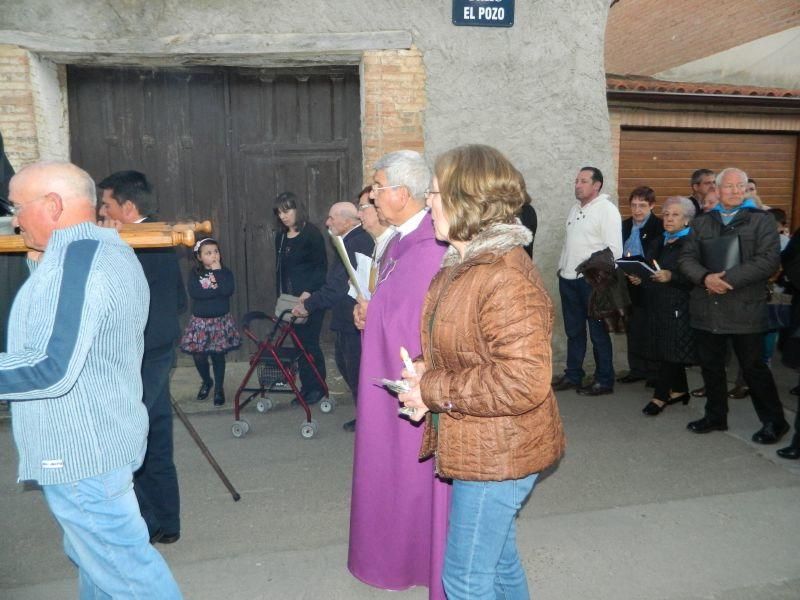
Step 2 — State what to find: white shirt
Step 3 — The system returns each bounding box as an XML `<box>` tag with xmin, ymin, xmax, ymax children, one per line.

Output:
<box><xmin>395</xmin><ymin>207</ymin><xmax>428</xmax><ymax>239</ymax></box>
<box><xmin>557</xmin><ymin>193</ymin><xmax>622</xmax><ymax>280</ymax></box>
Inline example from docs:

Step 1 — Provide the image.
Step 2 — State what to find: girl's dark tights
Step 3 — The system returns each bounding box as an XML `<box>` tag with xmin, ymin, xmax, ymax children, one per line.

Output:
<box><xmin>193</xmin><ymin>352</ymin><xmax>226</xmax><ymax>389</ymax></box>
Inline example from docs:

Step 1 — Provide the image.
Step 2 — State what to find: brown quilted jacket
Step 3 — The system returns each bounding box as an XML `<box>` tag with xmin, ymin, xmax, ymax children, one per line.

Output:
<box><xmin>418</xmin><ymin>223</ymin><xmax>565</xmax><ymax>480</ymax></box>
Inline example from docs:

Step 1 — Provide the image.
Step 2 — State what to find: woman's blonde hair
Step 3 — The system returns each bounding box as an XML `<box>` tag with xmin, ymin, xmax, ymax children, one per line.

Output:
<box><xmin>434</xmin><ymin>144</ymin><xmax>526</xmax><ymax>242</ymax></box>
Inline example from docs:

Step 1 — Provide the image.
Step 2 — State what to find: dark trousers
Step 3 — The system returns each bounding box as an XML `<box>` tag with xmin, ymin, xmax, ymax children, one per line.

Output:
<box><xmin>293</xmin><ymin>309</ymin><xmax>326</xmax><ymax>395</ymax></box>
<box><xmin>558</xmin><ymin>276</ymin><xmax>615</xmax><ymax>387</ymax></box>
<box><xmin>334</xmin><ymin>330</ymin><xmax>363</xmax><ymax>404</ymax></box>
<box><xmin>134</xmin><ymin>344</ymin><xmax>180</xmax><ymax>536</ymax></box>
<box><xmin>694</xmin><ymin>329</ymin><xmax>786</xmax><ymax>426</ymax></box>
<box><xmin>653</xmin><ymin>361</ymin><xmax>688</xmax><ymax>402</ymax></box>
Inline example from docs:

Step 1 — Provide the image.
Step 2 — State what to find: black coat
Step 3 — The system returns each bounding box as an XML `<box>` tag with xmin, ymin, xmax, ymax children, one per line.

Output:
<box><xmin>642</xmin><ymin>237</ymin><xmax>695</xmax><ymax>364</ymax></box>
<box><xmin>136</xmin><ymin>217</ymin><xmax>187</xmax><ymax>351</ymax></box>
<box><xmin>305</xmin><ymin>225</ymin><xmax>374</xmax><ymax>333</ymax></box>
<box><xmin>519</xmin><ymin>203</ymin><xmax>537</xmax><ymax>257</ymax></box>
<box><xmin>274</xmin><ymin>222</ymin><xmax>327</xmax><ymax>297</ymax></box>
<box><xmin>622</xmin><ymin>214</ymin><xmax>664</xmax><ymax>307</ymax></box>
<box><xmin>679</xmin><ymin>208</ymin><xmax>779</xmax><ymax>334</ymax></box>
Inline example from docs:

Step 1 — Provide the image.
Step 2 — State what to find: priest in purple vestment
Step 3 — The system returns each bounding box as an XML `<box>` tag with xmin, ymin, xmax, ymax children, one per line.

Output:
<box><xmin>348</xmin><ymin>150</ymin><xmax>451</xmax><ymax>599</ymax></box>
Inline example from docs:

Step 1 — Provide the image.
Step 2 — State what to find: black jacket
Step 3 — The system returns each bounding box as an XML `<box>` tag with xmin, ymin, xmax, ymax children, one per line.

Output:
<box><xmin>137</xmin><ymin>246</ymin><xmax>187</xmax><ymax>352</ymax></box>
<box><xmin>643</xmin><ymin>237</ymin><xmax>695</xmax><ymax>364</ymax></box>
<box><xmin>187</xmin><ymin>267</ymin><xmax>235</xmax><ymax>318</ymax></box>
<box><xmin>274</xmin><ymin>222</ymin><xmax>327</xmax><ymax>297</ymax></box>
<box><xmin>136</xmin><ymin>217</ymin><xmax>187</xmax><ymax>351</ymax></box>
<box><xmin>305</xmin><ymin>225</ymin><xmax>374</xmax><ymax>333</ymax></box>
<box><xmin>519</xmin><ymin>203</ymin><xmax>537</xmax><ymax>257</ymax></box>
<box><xmin>622</xmin><ymin>214</ymin><xmax>664</xmax><ymax>306</ymax></box>
<box><xmin>679</xmin><ymin>208</ymin><xmax>779</xmax><ymax>334</ymax></box>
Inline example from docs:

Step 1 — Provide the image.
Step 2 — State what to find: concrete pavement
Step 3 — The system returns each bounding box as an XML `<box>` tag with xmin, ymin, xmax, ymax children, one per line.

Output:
<box><xmin>1</xmin><ymin>352</ymin><xmax>799</xmax><ymax>599</ymax></box>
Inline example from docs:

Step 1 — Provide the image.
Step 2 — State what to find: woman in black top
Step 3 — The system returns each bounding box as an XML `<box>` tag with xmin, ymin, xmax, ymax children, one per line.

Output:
<box><xmin>274</xmin><ymin>192</ymin><xmax>328</xmax><ymax>403</ymax></box>
<box><xmin>627</xmin><ymin>196</ymin><xmax>697</xmax><ymax>415</ymax></box>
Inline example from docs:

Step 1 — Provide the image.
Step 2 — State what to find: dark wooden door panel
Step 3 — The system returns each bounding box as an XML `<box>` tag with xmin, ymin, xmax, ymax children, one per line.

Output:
<box><xmin>68</xmin><ymin>65</ymin><xmax>362</xmax><ymax>357</ymax></box>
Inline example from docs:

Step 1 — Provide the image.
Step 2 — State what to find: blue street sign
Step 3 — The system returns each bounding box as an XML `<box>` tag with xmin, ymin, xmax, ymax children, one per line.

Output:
<box><xmin>453</xmin><ymin>0</ymin><xmax>515</xmax><ymax>27</ymax></box>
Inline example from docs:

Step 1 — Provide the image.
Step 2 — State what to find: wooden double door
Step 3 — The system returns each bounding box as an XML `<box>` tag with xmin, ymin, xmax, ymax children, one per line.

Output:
<box><xmin>68</xmin><ymin>65</ymin><xmax>363</xmax><ymax>356</ymax></box>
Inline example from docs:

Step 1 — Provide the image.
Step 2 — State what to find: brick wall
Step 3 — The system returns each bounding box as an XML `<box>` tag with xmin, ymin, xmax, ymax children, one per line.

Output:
<box><xmin>361</xmin><ymin>47</ymin><xmax>426</xmax><ymax>179</ymax></box>
<box><xmin>0</xmin><ymin>45</ymin><xmax>38</xmax><ymax>169</ymax></box>
<box><xmin>606</xmin><ymin>0</ymin><xmax>800</xmax><ymax>75</ymax></box>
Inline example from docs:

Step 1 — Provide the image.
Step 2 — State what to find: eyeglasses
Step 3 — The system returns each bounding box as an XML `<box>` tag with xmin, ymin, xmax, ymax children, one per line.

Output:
<box><xmin>5</xmin><ymin>195</ymin><xmax>46</xmax><ymax>217</ymax></box>
<box><xmin>371</xmin><ymin>183</ymin><xmax>402</xmax><ymax>193</ymax></box>
<box><xmin>424</xmin><ymin>189</ymin><xmax>440</xmax><ymax>200</ymax></box>
<box><xmin>357</xmin><ymin>203</ymin><xmax>375</xmax><ymax>211</ymax></box>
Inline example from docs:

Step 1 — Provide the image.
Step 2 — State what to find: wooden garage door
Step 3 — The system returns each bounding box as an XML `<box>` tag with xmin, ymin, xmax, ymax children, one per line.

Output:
<box><xmin>68</xmin><ymin>65</ymin><xmax>362</xmax><ymax>357</ymax></box>
<box><xmin>618</xmin><ymin>129</ymin><xmax>799</xmax><ymax>225</ymax></box>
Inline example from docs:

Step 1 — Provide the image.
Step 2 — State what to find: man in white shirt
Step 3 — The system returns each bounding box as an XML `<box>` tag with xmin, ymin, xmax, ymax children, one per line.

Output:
<box><xmin>553</xmin><ymin>167</ymin><xmax>622</xmax><ymax>396</ymax></box>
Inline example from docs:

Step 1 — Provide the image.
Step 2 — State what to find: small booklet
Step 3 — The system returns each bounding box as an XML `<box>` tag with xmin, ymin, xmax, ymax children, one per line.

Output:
<box><xmin>616</xmin><ymin>258</ymin><xmax>657</xmax><ymax>279</ymax></box>
<box><xmin>701</xmin><ymin>235</ymin><xmax>741</xmax><ymax>273</ymax></box>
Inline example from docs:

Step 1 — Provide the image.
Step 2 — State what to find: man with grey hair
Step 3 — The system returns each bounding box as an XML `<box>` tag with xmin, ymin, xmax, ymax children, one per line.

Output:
<box><xmin>348</xmin><ymin>150</ymin><xmax>451</xmax><ymax>599</ymax></box>
<box><xmin>294</xmin><ymin>201</ymin><xmax>374</xmax><ymax>432</ymax></box>
<box><xmin>0</xmin><ymin>162</ymin><xmax>181</xmax><ymax>597</ymax></box>
<box><xmin>679</xmin><ymin>167</ymin><xmax>789</xmax><ymax>443</ymax></box>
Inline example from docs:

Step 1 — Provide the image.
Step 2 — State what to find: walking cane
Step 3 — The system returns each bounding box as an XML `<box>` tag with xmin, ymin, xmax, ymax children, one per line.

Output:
<box><xmin>171</xmin><ymin>396</ymin><xmax>241</xmax><ymax>502</ymax></box>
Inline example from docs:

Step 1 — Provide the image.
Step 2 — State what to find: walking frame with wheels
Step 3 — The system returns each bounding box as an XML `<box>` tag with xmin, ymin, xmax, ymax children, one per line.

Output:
<box><xmin>232</xmin><ymin>309</ymin><xmax>332</xmax><ymax>439</ymax></box>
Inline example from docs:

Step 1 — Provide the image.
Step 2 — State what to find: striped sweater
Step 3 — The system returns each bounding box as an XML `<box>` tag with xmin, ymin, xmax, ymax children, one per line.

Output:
<box><xmin>0</xmin><ymin>222</ymin><xmax>150</xmax><ymax>484</ymax></box>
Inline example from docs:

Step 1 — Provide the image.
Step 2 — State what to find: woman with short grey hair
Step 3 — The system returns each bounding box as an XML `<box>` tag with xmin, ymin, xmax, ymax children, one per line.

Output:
<box><xmin>628</xmin><ymin>196</ymin><xmax>697</xmax><ymax>415</ymax></box>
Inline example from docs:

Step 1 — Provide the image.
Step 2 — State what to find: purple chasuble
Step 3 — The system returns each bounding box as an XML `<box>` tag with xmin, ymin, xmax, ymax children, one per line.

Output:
<box><xmin>348</xmin><ymin>211</ymin><xmax>451</xmax><ymax>599</ymax></box>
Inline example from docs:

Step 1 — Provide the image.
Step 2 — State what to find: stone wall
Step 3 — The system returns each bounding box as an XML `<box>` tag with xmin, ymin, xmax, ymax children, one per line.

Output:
<box><xmin>0</xmin><ymin>46</ymin><xmax>37</xmax><ymax>169</ymax></box>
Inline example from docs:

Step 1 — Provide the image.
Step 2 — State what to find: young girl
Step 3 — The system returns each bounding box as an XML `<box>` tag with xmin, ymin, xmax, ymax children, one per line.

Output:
<box><xmin>180</xmin><ymin>237</ymin><xmax>240</xmax><ymax>406</ymax></box>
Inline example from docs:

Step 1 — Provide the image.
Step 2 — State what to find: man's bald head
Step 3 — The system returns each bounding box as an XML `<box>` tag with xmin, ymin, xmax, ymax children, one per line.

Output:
<box><xmin>326</xmin><ymin>201</ymin><xmax>361</xmax><ymax>236</ymax></box>
<box><xmin>9</xmin><ymin>161</ymin><xmax>97</xmax><ymax>250</ymax></box>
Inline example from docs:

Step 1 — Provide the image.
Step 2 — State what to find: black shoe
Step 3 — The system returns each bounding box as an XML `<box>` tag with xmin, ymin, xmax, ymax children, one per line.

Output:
<box><xmin>292</xmin><ymin>389</ymin><xmax>324</xmax><ymax>407</ymax></box>
<box><xmin>642</xmin><ymin>400</ymin><xmax>665</xmax><ymax>416</ymax></box>
<box><xmin>665</xmin><ymin>392</ymin><xmax>691</xmax><ymax>406</ymax></box>
<box><xmin>690</xmin><ymin>386</ymin><xmax>706</xmax><ymax>398</ymax></box>
<box><xmin>196</xmin><ymin>380</ymin><xmax>213</xmax><ymax>401</ymax></box>
<box><xmin>149</xmin><ymin>529</ymin><xmax>164</xmax><ymax>544</ymax></box>
<box><xmin>790</xmin><ymin>385</ymin><xmax>800</xmax><ymax>397</ymax></box>
<box><xmin>552</xmin><ymin>375</ymin><xmax>581</xmax><ymax>391</ymax></box>
<box><xmin>751</xmin><ymin>421</ymin><xmax>790</xmax><ymax>445</ymax></box>
<box><xmin>687</xmin><ymin>417</ymin><xmax>728</xmax><ymax>434</ymax></box>
<box><xmin>342</xmin><ymin>419</ymin><xmax>356</xmax><ymax>432</ymax></box>
<box><xmin>617</xmin><ymin>374</ymin><xmax>645</xmax><ymax>384</ymax></box>
<box><xmin>576</xmin><ymin>383</ymin><xmax>613</xmax><ymax>396</ymax></box>
<box><xmin>777</xmin><ymin>444</ymin><xmax>800</xmax><ymax>459</ymax></box>
<box><xmin>727</xmin><ymin>385</ymin><xmax>750</xmax><ymax>399</ymax></box>
<box><xmin>645</xmin><ymin>379</ymin><xmax>657</xmax><ymax>389</ymax></box>
<box><xmin>213</xmin><ymin>390</ymin><xmax>225</xmax><ymax>407</ymax></box>
<box><xmin>158</xmin><ymin>531</ymin><xmax>181</xmax><ymax>544</ymax></box>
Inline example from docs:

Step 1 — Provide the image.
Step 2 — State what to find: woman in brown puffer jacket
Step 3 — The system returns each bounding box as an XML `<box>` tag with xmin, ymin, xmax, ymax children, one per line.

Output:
<box><xmin>399</xmin><ymin>144</ymin><xmax>565</xmax><ymax>600</ymax></box>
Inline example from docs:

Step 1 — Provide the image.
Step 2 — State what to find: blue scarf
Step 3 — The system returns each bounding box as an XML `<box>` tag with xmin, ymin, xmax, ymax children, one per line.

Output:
<box><xmin>623</xmin><ymin>214</ymin><xmax>650</xmax><ymax>257</ymax></box>
<box><xmin>663</xmin><ymin>226</ymin><xmax>691</xmax><ymax>244</ymax></box>
<box><xmin>711</xmin><ymin>198</ymin><xmax>758</xmax><ymax>225</ymax></box>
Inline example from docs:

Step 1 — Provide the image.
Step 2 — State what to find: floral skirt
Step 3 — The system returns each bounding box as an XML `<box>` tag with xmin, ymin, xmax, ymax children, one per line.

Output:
<box><xmin>180</xmin><ymin>313</ymin><xmax>241</xmax><ymax>354</ymax></box>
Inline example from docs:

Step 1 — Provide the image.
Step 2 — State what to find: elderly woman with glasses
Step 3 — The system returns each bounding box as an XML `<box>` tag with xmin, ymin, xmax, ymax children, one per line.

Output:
<box><xmin>273</xmin><ymin>191</ymin><xmax>328</xmax><ymax>405</ymax></box>
<box><xmin>399</xmin><ymin>144</ymin><xmax>565</xmax><ymax>599</ymax></box>
<box><xmin>627</xmin><ymin>196</ymin><xmax>697</xmax><ymax>415</ymax></box>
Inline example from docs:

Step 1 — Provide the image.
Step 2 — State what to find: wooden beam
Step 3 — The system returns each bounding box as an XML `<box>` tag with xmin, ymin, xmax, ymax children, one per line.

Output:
<box><xmin>0</xmin><ymin>30</ymin><xmax>413</xmax><ymax>66</ymax></box>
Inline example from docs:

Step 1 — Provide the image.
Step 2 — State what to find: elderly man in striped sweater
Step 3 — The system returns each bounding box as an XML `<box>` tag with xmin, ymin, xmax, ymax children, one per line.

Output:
<box><xmin>1</xmin><ymin>161</ymin><xmax>181</xmax><ymax>598</ymax></box>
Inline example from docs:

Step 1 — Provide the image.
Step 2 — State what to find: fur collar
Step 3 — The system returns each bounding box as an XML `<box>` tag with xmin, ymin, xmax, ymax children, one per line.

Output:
<box><xmin>441</xmin><ymin>221</ymin><xmax>532</xmax><ymax>268</ymax></box>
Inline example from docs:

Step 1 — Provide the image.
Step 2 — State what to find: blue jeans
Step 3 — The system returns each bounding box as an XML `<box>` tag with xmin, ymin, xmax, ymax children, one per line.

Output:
<box><xmin>43</xmin><ymin>460</ymin><xmax>182</xmax><ymax>599</ymax></box>
<box><xmin>443</xmin><ymin>474</ymin><xmax>538</xmax><ymax>600</ymax></box>
<box><xmin>558</xmin><ymin>276</ymin><xmax>614</xmax><ymax>387</ymax></box>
